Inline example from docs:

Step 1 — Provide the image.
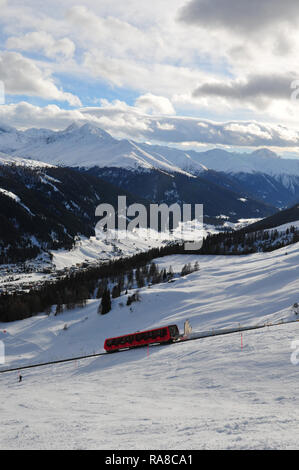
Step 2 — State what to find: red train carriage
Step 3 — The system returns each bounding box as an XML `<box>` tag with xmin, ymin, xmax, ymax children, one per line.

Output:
<box><xmin>104</xmin><ymin>324</ymin><xmax>180</xmax><ymax>352</ymax></box>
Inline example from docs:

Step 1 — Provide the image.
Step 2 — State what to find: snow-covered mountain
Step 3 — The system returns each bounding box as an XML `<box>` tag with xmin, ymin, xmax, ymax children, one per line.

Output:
<box><xmin>0</xmin><ymin>123</ymin><xmax>203</xmax><ymax>176</ymax></box>
<box><xmin>1</xmin><ymin>121</ymin><xmax>298</xmax><ymax>182</ymax></box>
<box><xmin>188</xmin><ymin>147</ymin><xmax>299</xmax><ymax>192</ymax></box>
<box><xmin>0</xmin><ymin>122</ymin><xmax>298</xmax><ymax>210</ymax></box>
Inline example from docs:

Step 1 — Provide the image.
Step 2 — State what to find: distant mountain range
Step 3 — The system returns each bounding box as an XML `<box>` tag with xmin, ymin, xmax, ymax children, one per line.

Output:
<box><xmin>0</xmin><ymin>121</ymin><xmax>298</xmax><ymax>209</ymax></box>
<box><xmin>0</xmin><ymin>121</ymin><xmax>298</xmax><ymax>177</ymax></box>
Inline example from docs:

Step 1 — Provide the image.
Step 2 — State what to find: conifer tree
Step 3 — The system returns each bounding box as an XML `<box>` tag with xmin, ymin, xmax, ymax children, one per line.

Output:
<box><xmin>100</xmin><ymin>288</ymin><xmax>111</xmax><ymax>315</ymax></box>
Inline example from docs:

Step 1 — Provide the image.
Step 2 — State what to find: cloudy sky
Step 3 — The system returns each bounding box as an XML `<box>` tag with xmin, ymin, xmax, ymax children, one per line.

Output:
<box><xmin>1</xmin><ymin>0</ymin><xmax>299</xmax><ymax>156</ymax></box>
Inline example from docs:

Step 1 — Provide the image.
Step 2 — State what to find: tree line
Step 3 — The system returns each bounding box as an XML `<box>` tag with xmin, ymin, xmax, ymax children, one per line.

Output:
<box><xmin>0</xmin><ymin>243</ymin><xmax>184</xmax><ymax>322</ymax></box>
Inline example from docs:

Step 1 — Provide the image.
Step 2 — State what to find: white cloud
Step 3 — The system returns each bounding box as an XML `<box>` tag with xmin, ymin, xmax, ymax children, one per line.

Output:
<box><xmin>1</xmin><ymin>101</ymin><xmax>299</xmax><ymax>152</ymax></box>
<box><xmin>6</xmin><ymin>32</ymin><xmax>75</xmax><ymax>59</ymax></box>
<box><xmin>156</xmin><ymin>122</ymin><xmax>175</xmax><ymax>131</ymax></box>
<box><xmin>0</xmin><ymin>1</ymin><xmax>299</xmax><ymax>147</ymax></box>
<box><xmin>82</xmin><ymin>48</ymin><xmax>210</xmax><ymax>98</ymax></box>
<box><xmin>66</xmin><ymin>5</ymin><xmax>150</xmax><ymax>58</ymax></box>
<box><xmin>224</xmin><ymin>123</ymin><xmax>272</xmax><ymax>141</ymax></box>
<box><xmin>0</xmin><ymin>52</ymin><xmax>81</xmax><ymax>106</ymax></box>
<box><xmin>135</xmin><ymin>94</ymin><xmax>175</xmax><ymax>115</ymax></box>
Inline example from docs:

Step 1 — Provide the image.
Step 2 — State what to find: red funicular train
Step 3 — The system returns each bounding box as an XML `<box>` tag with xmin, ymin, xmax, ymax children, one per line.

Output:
<box><xmin>104</xmin><ymin>324</ymin><xmax>180</xmax><ymax>353</ymax></box>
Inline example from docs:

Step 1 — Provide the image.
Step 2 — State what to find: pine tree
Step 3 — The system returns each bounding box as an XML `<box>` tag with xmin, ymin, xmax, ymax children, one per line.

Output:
<box><xmin>55</xmin><ymin>303</ymin><xmax>63</xmax><ymax>315</ymax></box>
<box><xmin>112</xmin><ymin>283</ymin><xmax>121</xmax><ymax>299</ymax></box>
<box><xmin>100</xmin><ymin>288</ymin><xmax>111</xmax><ymax>315</ymax></box>
<box><xmin>167</xmin><ymin>265</ymin><xmax>174</xmax><ymax>279</ymax></box>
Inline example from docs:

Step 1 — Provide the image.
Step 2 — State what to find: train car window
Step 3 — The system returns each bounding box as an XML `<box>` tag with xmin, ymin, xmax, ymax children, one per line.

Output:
<box><xmin>168</xmin><ymin>326</ymin><xmax>174</xmax><ymax>336</ymax></box>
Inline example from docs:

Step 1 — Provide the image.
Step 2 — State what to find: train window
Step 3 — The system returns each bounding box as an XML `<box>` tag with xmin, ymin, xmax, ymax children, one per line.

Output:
<box><xmin>168</xmin><ymin>326</ymin><xmax>174</xmax><ymax>336</ymax></box>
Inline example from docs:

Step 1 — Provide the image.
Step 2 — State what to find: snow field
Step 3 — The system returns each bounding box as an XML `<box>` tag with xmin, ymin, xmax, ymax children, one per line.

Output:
<box><xmin>0</xmin><ymin>241</ymin><xmax>298</xmax><ymax>449</ymax></box>
<box><xmin>1</xmin><ymin>322</ymin><xmax>299</xmax><ymax>449</ymax></box>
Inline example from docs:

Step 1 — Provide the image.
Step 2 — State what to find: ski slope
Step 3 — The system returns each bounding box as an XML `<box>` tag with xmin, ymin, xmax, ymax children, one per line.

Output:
<box><xmin>0</xmin><ymin>242</ymin><xmax>298</xmax><ymax>449</ymax></box>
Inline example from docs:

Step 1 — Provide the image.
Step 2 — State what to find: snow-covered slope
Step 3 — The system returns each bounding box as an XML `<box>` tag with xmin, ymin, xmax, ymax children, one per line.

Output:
<box><xmin>0</xmin><ymin>151</ymin><xmax>54</xmax><ymax>168</ymax></box>
<box><xmin>2</xmin><ymin>322</ymin><xmax>299</xmax><ymax>449</ymax></box>
<box><xmin>0</xmin><ymin>242</ymin><xmax>299</xmax><ymax>449</ymax></box>
<box><xmin>0</xmin><ymin>123</ymin><xmax>198</xmax><ymax>176</ymax></box>
<box><xmin>1</xmin><ymin>241</ymin><xmax>298</xmax><ymax>367</ymax></box>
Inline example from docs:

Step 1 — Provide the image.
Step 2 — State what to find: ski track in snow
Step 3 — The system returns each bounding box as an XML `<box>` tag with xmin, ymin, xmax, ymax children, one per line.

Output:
<box><xmin>0</xmin><ymin>242</ymin><xmax>299</xmax><ymax>449</ymax></box>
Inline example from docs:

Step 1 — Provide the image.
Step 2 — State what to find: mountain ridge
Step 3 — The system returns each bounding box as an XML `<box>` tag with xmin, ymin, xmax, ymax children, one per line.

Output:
<box><xmin>0</xmin><ymin>121</ymin><xmax>298</xmax><ymax>181</ymax></box>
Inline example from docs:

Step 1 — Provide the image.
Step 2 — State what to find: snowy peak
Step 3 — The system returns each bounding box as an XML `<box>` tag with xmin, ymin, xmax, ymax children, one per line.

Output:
<box><xmin>251</xmin><ymin>148</ymin><xmax>280</xmax><ymax>159</ymax></box>
<box><xmin>62</xmin><ymin>122</ymin><xmax>115</xmax><ymax>142</ymax></box>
